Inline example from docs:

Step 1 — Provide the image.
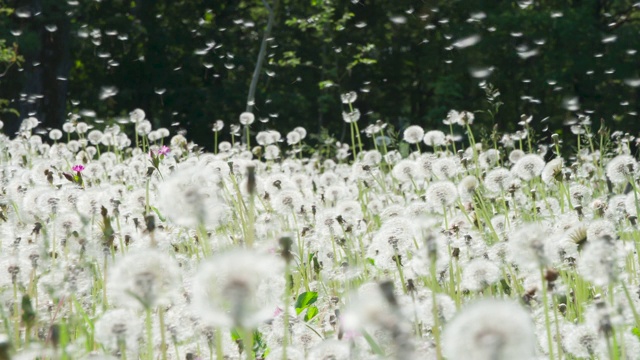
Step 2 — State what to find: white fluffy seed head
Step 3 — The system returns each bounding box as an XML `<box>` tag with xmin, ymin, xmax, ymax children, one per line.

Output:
<box><xmin>239</xmin><ymin>111</ymin><xmax>255</xmax><ymax>125</ymax></box>
<box><xmin>107</xmin><ymin>249</ymin><xmax>181</xmax><ymax>309</ymax></box>
<box><xmin>606</xmin><ymin>154</ymin><xmax>637</xmax><ymax>185</ymax></box>
<box><xmin>443</xmin><ymin>299</ymin><xmax>536</xmax><ymax>360</ymax></box>
<box><xmin>423</xmin><ymin>130</ymin><xmax>446</xmax><ymax>147</ymax></box>
<box><xmin>192</xmin><ymin>250</ymin><xmax>285</xmax><ymax>328</ymax></box>
<box><xmin>403</xmin><ymin>125</ymin><xmax>425</xmax><ymax>144</ymax></box>
<box><xmin>512</xmin><ymin>154</ymin><xmax>545</xmax><ymax>180</ymax></box>
<box><xmin>426</xmin><ymin>181</ymin><xmax>458</xmax><ymax>212</ymax></box>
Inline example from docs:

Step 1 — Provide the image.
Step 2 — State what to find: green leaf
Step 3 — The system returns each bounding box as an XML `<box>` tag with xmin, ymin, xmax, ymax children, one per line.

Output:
<box><xmin>361</xmin><ymin>329</ymin><xmax>385</xmax><ymax>356</ymax></box>
<box><xmin>21</xmin><ymin>295</ymin><xmax>36</xmax><ymax>326</ymax></box>
<box><xmin>230</xmin><ymin>328</ymin><xmax>241</xmax><ymax>342</ymax></box>
<box><xmin>150</xmin><ymin>206</ymin><xmax>166</xmax><ymax>222</ymax></box>
<box><xmin>399</xmin><ymin>142</ymin><xmax>410</xmax><ymax>158</ymax></box>
<box><xmin>304</xmin><ymin>306</ymin><xmax>318</xmax><ymax>321</ymax></box>
<box><xmin>295</xmin><ymin>291</ymin><xmax>318</xmax><ymax>315</ymax></box>
<box><xmin>318</xmin><ymin>80</ymin><xmax>335</xmax><ymax>89</ymax></box>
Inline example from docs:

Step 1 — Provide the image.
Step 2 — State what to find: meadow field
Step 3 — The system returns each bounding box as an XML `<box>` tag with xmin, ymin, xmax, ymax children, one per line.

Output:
<box><xmin>1</xmin><ymin>104</ymin><xmax>639</xmax><ymax>360</ymax></box>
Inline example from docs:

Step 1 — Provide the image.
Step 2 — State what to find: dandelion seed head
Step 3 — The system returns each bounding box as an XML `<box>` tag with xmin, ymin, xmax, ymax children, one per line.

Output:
<box><xmin>416</xmin><ymin>153</ymin><xmax>437</xmax><ymax>178</ymax></box>
<box><xmin>342</xmin><ymin>282</ymin><xmax>398</xmax><ymax>331</ymax></box>
<box><xmin>340</xmin><ymin>91</ymin><xmax>357</xmax><ymax>104</ymax></box>
<box><xmin>62</xmin><ymin>121</ymin><xmax>76</xmax><ymax>133</ymax></box>
<box><xmin>569</xmin><ymin>183</ymin><xmax>592</xmax><ymax>207</ymax></box>
<box><xmin>562</xmin><ymin>323</ymin><xmax>598</xmax><ymax>358</ymax></box>
<box><xmin>322</xmin><ymin>185</ymin><xmax>347</xmax><ymax>204</ymax></box>
<box><xmin>425</xmin><ymin>181</ymin><xmax>458</xmax><ymax>212</ymax></box>
<box><xmin>624</xmin><ymin>192</ymin><xmax>638</xmax><ymax>217</ymax></box>
<box><xmin>129</xmin><ymin>108</ymin><xmax>146</xmax><ymax>123</ymax></box>
<box><xmin>336</xmin><ymin>199</ymin><xmax>363</xmax><ymax>221</ymax></box>
<box><xmin>286</xmin><ymin>130</ymin><xmax>302</xmax><ymax>145</ymax></box>
<box><xmin>392</xmin><ymin>159</ymin><xmax>420</xmax><ymax>183</ymax></box>
<box><xmin>458</xmin><ymin>175</ymin><xmax>479</xmax><ymax>199</ymax></box>
<box><xmin>508</xmin><ymin>149</ymin><xmax>525</xmax><ymax>164</ymax></box>
<box><xmin>264</xmin><ymin>144</ymin><xmax>281</xmax><ymax>160</ymax></box>
<box><xmin>272</xmin><ymin>190</ymin><xmax>304</xmax><ymax>215</ymax></box>
<box><xmin>606</xmin><ymin>154</ymin><xmax>637</xmax><ymax>185</ymax></box>
<box><xmin>442</xmin><ymin>299</ymin><xmax>536</xmax><ymax>360</ymax></box>
<box><xmin>48</xmin><ymin>129</ymin><xmax>63</xmax><ymax>141</ymax></box>
<box><xmin>157</xmin><ymin>165</ymin><xmax>228</xmax><ymax>228</ymax></box>
<box><xmin>307</xmin><ymin>339</ymin><xmax>351</xmax><ymax>360</ymax></box>
<box><xmin>108</xmin><ymin>249</ymin><xmax>181</xmax><ymax>309</ymax></box>
<box><xmin>507</xmin><ymin>223</ymin><xmax>553</xmax><ymax>269</ymax></box>
<box><xmin>478</xmin><ymin>148</ymin><xmax>500</xmax><ymax>169</ymax></box>
<box><xmin>268</xmin><ymin>346</ymin><xmax>305</xmax><ymax>360</ymax></box>
<box><xmin>362</xmin><ymin>150</ymin><xmax>382</xmax><ymax>166</ymax></box>
<box><xmin>95</xmin><ymin>308</ymin><xmax>143</xmax><ymax>356</ymax></box>
<box><xmin>293</xmin><ymin>126</ymin><xmax>307</xmax><ymax>140</ymax></box>
<box><xmin>512</xmin><ymin>154</ymin><xmax>545</xmax><ymax>180</ymax></box>
<box><xmin>461</xmin><ymin>258</ymin><xmax>502</xmax><ymax>291</ymax></box>
<box><xmin>368</xmin><ymin>218</ymin><xmax>414</xmax><ymax>268</ymax></box>
<box><xmin>578</xmin><ymin>237</ymin><xmax>619</xmax><ymax>286</ymax></box>
<box><xmin>403</xmin><ymin>125</ymin><xmax>425</xmax><ymax>144</ymax></box>
<box><xmin>192</xmin><ymin>250</ymin><xmax>285</xmax><ymax>328</ymax></box>
<box><xmin>342</xmin><ymin>109</ymin><xmax>361</xmax><ymax>123</ymax></box>
<box><xmin>586</xmin><ymin>220</ymin><xmax>616</xmax><ymax>241</ymax></box>
<box><xmin>485</xmin><ymin>167</ymin><xmax>513</xmax><ymax>193</ymax></box>
<box><xmin>432</xmin><ymin>156</ymin><xmax>461</xmax><ymax>180</ymax></box>
<box><xmin>218</xmin><ymin>141</ymin><xmax>232</xmax><ymax>152</ymax></box>
<box><xmin>423</xmin><ymin>130</ymin><xmax>446</xmax><ymax>147</ymax></box>
<box><xmin>239</xmin><ymin>112</ymin><xmax>255</xmax><ymax>125</ymax></box>
<box><xmin>541</xmin><ymin>157</ymin><xmax>564</xmax><ymax>184</ymax></box>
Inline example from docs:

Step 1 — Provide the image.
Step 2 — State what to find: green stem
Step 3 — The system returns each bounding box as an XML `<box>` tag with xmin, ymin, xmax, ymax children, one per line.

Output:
<box><xmin>540</xmin><ymin>267</ymin><xmax>555</xmax><ymax>360</ymax></box>
<box><xmin>145</xmin><ymin>307</ymin><xmax>154</xmax><ymax>360</ymax></box>
<box><xmin>159</xmin><ymin>306</ymin><xmax>168</xmax><ymax>360</ymax></box>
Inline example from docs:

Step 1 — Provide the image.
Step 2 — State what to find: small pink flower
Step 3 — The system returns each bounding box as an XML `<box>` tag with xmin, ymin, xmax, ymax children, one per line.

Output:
<box><xmin>72</xmin><ymin>164</ymin><xmax>85</xmax><ymax>172</ymax></box>
<box><xmin>273</xmin><ymin>307</ymin><xmax>283</xmax><ymax>317</ymax></box>
<box><xmin>158</xmin><ymin>145</ymin><xmax>171</xmax><ymax>156</ymax></box>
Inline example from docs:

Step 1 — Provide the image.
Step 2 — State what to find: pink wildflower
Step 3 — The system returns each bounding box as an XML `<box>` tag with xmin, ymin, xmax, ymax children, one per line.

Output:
<box><xmin>158</xmin><ymin>145</ymin><xmax>171</xmax><ymax>156</ymax></box>
<box><xmin>72</xmin><ymin>164</ymin><xmax>85</xmax><ymax>172</ymax></box>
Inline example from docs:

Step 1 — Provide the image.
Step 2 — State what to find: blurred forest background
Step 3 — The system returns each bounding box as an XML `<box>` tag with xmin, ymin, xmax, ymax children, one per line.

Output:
<box><xmin>0</xmin><ymin>0</ymin><xmax>639</xmax><ymax>150</ymax></box>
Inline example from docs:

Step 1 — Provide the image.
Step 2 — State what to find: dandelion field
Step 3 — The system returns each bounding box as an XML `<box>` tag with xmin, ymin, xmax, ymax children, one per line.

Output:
<box><xmin>2</xmin><ymin>101</ymin><xmax>640</xmax><ymax>360</ymax></box>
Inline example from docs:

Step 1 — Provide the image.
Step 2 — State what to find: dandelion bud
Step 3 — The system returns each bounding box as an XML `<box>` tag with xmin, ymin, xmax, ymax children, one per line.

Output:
<box><xmin>145</xmin><ymin>214</ymin><xmax>155</xmax><ymax>233</ymax></box>
<box><xmin>246</xmin><ymin>165</ymin><xmax>256</xmax><ymax>195</ymax></box>
<box><xmin>279</xmin><ymin>235</ymin><xmax>293</xmax><ymax>263</ymax></box>
<box><xmin>378</xmin><ymin>280</ymin><xmax>398</xmax><ymax>307</ymax></box>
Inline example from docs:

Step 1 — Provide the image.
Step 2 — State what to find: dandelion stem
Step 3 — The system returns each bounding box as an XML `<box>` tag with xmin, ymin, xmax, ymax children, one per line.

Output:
<box><xmin>540</xmin><ymin>267</ymin><xmax>555</xmax><ymax>360</ymax></box>
<box><xmin>159</xmin><ymin>306</ymin><xmax>168</xmax><ymax>360</ymax></box>
<box><xmin>145</xmin><ymin>307</ymin><xmax>154</xmax><ymax>360</ymax></box>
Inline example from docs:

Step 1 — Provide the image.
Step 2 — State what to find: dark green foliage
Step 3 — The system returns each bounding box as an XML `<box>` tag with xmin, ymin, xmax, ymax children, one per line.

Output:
<box><xmin>0</xmin><ymin>0</ymin><xmax>639</xmax><ymax>149</ymax></box>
